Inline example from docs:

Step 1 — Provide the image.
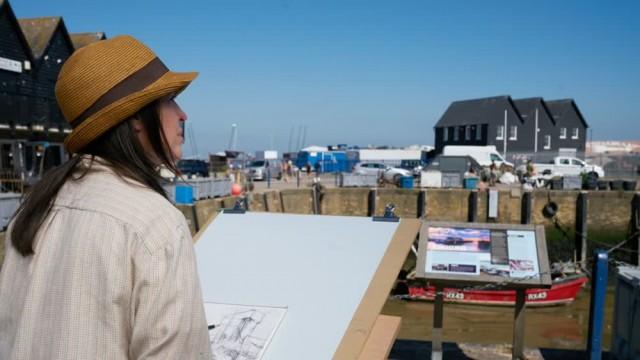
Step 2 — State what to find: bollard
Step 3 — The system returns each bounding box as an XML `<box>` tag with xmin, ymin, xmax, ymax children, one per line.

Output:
<box><xmin>587</xmin><ymin>249</ymin><xmax>608</xmax><ymax>360</ymax></box>
<box><xmin>575</xmin><ymin>191</ymin><xmax>588</xmax><ymax>264</ymax></box>
<box><xmin>468</xmin><ymin>190</ymin><xmax>478</xmax><ymax>222</ymax></box>
<box><xmin>296</xmin><ymin>170</ymin><xmax>300</xmax><ymax>188</ymax></box>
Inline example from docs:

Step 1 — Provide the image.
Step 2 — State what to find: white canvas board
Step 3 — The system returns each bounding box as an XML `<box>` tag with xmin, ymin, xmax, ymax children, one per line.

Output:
<box><xmin>195</xmin><ymin>212</ymin><xmax>400</xmax><ymax>360</ymax></box>
<box><xmin>204</xmin><ymin>302</ymin><xmax>286</xmax><ymax>360</ymax></box>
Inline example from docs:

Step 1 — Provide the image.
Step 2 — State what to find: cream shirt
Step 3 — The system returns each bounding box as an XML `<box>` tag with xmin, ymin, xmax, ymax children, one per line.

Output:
<box><xmin>0</xmin><ymin>160</ymin><xmax>212</xmax><ymax>359</ymax></box>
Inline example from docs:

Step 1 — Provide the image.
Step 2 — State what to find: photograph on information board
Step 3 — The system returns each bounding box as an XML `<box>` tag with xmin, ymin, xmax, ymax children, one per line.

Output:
<box><xmin>425</xmin><ymin>227</ymin><xmax>491</xmax><ymax>275</ymax></box>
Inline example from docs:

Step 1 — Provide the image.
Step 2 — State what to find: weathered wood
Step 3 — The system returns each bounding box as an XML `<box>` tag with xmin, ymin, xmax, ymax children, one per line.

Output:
<box><xmin>357</xmin><ymin>315</ymin><xmax>402</xmax><ymax>360</ymax></box>
<box><xmin>575</xmin><ymin>191</ymin><xmax>588</xmax><ymax>264</ymax></box>
<box><xmin>512</xmin><ymin>289</ymin><xmax>526</xmax><ymax>359</ymax></box>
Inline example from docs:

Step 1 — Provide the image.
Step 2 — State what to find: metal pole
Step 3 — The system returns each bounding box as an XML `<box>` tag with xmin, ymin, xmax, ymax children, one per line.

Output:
<box><xmin>587</xmin><ymin>250</ymin><xmax>608</xmax><ymax>360</ymax></box>
<box><xmin>534</xmin><ymin>107</ymin><xmax>539</xmax><ymax>154</ymax></box>
<box><xmin>296</xmin><ymin>169</ymin><xmax>300</xmax><ymax>188</ymax></box>
<box><xmin>431</xmin><ymin>285</ymin><xmax>444</xmax><ymax>360</ymax></box>
<box><xmin>504</xmin><ymin>109</ymin><xmax>508</xmax><ymax>158</ymax></box>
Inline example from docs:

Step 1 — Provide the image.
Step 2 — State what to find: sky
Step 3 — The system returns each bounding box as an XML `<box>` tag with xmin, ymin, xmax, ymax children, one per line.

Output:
<box><xmin>12</xmin><ymin>0</ymin><xmax>640</xmax><ymax>157</ymax></box>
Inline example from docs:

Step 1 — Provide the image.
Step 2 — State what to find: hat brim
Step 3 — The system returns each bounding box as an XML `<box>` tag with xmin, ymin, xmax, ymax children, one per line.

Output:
<box><xmin>64</xmin><ymin>70</ymin><xmax>198</xmax><ymax>153</ymax></box>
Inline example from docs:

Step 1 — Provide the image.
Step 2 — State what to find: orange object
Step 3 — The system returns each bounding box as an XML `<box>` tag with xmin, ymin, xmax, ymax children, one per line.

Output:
<box><xmin>231</xmin><ymin>183</ymin><xmax>242</xmax><ymax>196</ymax></box>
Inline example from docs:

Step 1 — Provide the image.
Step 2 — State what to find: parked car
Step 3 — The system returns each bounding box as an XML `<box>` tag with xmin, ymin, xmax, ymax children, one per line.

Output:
<box><xmin>177</xmin><ymin>159</ymin><xmax>209</xmax><ymax>177</ymax></box>
<box><xmin>245</xmin><ymin>160</ymin><xmax>282</xmax><ymax>181</ymax></box>
<box><xmin>400</xmin><ymin>159</ymin><xmax>426</xmax><ymax>177</ymax></box>
<box><xmin>353</xmin><ymin>162</ymin><xmax>412</xmax><ymax>184</ymax></box>
<box><xmin>517</xmin><ymin>156</ymin><xmax>605</xmax><ymax>178</ymax></box>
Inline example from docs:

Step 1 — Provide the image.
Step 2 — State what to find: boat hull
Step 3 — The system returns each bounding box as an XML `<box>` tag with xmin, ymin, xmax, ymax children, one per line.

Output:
<box><xmin>405</xmin><ymin>275</ymin><xmax>588</xmax><ymax>307</ymax></box>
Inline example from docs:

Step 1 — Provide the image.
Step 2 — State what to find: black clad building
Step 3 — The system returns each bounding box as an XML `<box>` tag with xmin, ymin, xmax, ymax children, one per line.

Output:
<box><xmin>433</xmin><ymin>95</ymin><xmax>589</xmax><ymax>164</ymax></box>
<box><xmin>0</xmin><ymin>0</ymin><xmax>105</xmax><ymax>179</ymax></box>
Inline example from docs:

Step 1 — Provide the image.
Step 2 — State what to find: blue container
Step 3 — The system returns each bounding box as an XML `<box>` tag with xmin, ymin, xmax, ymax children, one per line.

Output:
<box><xmin>175</xmin><ymin>185</ymin><xmax>194</xmax><ymax>204</ymax></box>
<box><xmin>400</xmin><ymin>176</ymin><xmax>413</xmax><ymax>189</ymax></box>
<box><xmin>464</xmin><ymin>177</ymin><xmax>478</xmax><ymax>189</ymax></box>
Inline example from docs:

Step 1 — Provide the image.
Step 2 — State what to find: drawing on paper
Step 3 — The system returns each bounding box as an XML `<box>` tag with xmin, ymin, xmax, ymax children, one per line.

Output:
<box><xmin>204</xmin><ymin>302</ymin><xmax>287</xmax><ymax>360</ymax></box>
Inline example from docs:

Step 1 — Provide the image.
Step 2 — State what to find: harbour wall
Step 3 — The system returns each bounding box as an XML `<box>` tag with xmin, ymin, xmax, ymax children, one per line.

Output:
<box><xmin>177</xmin><ymin>188</ymin><xmax>640</xmax><ymax>263</ymax></box>
<box><xmin>1</xmin><ymin>188</ymin><xmax>638</xmax><ymax>267</ymax></box>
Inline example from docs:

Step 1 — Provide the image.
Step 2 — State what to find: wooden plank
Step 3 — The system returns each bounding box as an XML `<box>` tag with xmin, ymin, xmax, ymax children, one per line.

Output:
<box><xmin>357</xmin><ymin>315</ymin><xmax>402</xmax><ymax>360</ymax></box>
<box><xmin>512</xmin><ymin>289</ymin><xmax>526</xmax><ymax>359</ymax></box>
<box><xmin>333</xmin><ymin>218</ymin><xmax>421</xmax><ymax>359</ymax></box>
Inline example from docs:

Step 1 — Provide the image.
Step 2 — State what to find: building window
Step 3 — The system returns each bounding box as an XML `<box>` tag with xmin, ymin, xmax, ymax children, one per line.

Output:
<box><xmin>496</xmin><ymin>125</ymin><xmax>504</xmax><ymax>140</ymax></box>
<box><xmin>453</xmin><ymin>126</ymin><xmax>460</xmax><ymax>141</ymax></box>
<box><xmin>509</xmin><ymin>125</ymin><xmax>517</xmax><ymax>141</ymax></box>
<box><xmin>544</xmin><ymin>135</ymin><xmax>551</xmax><ymax>150</ymax></box>
<box><xmin>476</xmin><ymin>125</ymin><xmax>482</xmax><ymax>141</ymax></box>
<box><xmin>443</xmin><ymin>127</ymin><xmax>449</xmax><ymax>141</ymax></box>
<box><xmin>465</xmin><ymin>126</ymin><xmax>471</xmax><ymax>141</ymax></box>
<box><xmin>560</xmin><ymin>127</ymin><xmax>567</xmax><ymax>139</ymax></box>
<box><xmin>572</xmin><ymin>128</ymin><xmax>579</xmax><ymax>139</ymax></box>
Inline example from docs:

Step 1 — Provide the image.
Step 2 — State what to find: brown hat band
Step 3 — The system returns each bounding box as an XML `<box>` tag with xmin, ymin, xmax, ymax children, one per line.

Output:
<box><xmin>70</xmin><ymin>57</ymin><xmax>169</xmax><ymax>128</ymax></box>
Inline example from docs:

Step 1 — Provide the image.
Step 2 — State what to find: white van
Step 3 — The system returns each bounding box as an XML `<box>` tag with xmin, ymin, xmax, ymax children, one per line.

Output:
<box><xmin>442</xmin><ymin>145</ymin><xmax>513</xmax><ymax>168</ymax></box>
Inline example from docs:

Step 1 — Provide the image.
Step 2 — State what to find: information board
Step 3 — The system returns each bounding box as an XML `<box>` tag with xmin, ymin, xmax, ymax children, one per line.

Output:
<box><xmin>416</xmin><ymin>221</ymin><xmax>552</xmax><ymax>288</ymax></box>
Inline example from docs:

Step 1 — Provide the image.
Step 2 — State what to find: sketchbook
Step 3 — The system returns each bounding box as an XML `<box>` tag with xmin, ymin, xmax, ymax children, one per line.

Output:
<box><xmin>204</xmin><ymin>302</ymin><xmax>287</xmax><ymax>360</ymax></box>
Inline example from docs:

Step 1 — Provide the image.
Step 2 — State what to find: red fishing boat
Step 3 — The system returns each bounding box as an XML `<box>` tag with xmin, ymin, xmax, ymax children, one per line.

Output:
<box><xmin>403</xmin><ymin>274</ymin><xmax>588</xmax><ymax>307</ymax></box>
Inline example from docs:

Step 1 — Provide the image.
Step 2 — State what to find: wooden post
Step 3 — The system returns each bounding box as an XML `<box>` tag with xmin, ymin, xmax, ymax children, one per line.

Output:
<box><xmin>512</xmin><ymin>289</ymin><xmax>526</xmax><ymax>359</ymax></box>
<box><xmin>417</xmin><ymin>190</ymin><xmax>426</xmax><ymax>219</ymax></box>
<box><xmin>190</xmin><ymin>205</ymin><xmax>200</xmax><ymax>232</ymax></box>
<box><xmin>432</xmin><ymin>285</ymin><xmax>444</xmax><ymax>360</ymax></box>
<box><xmin>632</xmin><ymin>193</ymin><xmax>640</xmax><ymax>265</ymax></box>
<box><xmin>468</xmin><ymin>190</ymin><xmax>478</xmax><ymax>222</ymax></box>
<box><xmin>521</xmin><ymin>191</ymin><xmax>532</xmax><ymax>225</ymax></box>
<box><xmin>368</xmin><ymin>189</ymin><xmax>377</xmax><ymax>217</ymax></box>
<box><xmin>575</xmin><ymin>191</ymin><xmax>588</xmax><ymax>265</ymax></box>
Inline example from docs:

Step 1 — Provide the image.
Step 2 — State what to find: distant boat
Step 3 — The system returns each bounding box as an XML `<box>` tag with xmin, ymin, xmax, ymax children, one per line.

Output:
<box><xmin>401</xmin><ymin>274</ymin><xmax>588</xmax><ymax>307</ymax></box>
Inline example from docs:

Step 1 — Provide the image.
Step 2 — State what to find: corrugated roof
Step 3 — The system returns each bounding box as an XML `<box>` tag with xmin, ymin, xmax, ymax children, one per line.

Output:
<box><xmin>18</xmin><ymin>16</ymin><xmax>61</xmax><ymax>59</ymax></box>
<box><xmin>435</xmin><ymin>95</ymin><xmax>524</xmax><ymax>127</ymax></box>
<box><xmin>70</xmin><ymin>32</ymin><xmax>106</xmax><ymax>50</ymax></box>
<box><xmin>545</xmin><ymin>99</ymin><xmax>589</xmax><ymax>128</ymax></box>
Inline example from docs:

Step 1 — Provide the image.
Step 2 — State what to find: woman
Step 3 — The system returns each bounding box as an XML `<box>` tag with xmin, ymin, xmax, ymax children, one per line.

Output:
<box><xmin>0</xmin><ymin>36</ymin><xmax>211</xmax><ymax>359</ymax></box>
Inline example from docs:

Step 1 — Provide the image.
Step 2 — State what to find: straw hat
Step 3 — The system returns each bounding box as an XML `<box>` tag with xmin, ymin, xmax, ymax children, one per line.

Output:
<box><xmin>56</xmin><ymin>35</ymin><xmax>198</xmax><ymax>153</ymax></box>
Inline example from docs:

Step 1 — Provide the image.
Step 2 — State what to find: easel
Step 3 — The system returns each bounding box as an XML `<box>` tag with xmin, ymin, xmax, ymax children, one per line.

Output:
<box><xmin>194</xmin><ymin>201</ymin><xmax>421</xmax><ymax>359</ymax></box>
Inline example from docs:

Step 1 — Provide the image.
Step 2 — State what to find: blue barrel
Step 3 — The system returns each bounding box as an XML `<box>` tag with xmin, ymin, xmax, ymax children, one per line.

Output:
<box><xmin>400</xmin><ymin>176</ymin><xmax>413</xmax><ymax>189</ymax></box>
<box><xmin>464</xmin><ymin>177</ymin><xmax>478</xmax><ymax>189</ymax></box>
<box><xmin>175</xmin><ymin>185</ymin><xmax>194</xmax><ymax>204</ymax></box>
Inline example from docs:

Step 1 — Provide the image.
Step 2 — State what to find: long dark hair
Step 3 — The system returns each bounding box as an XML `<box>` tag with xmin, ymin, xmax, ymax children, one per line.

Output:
<box><xmin>10</xmin><ymin>100</ymin><xmax>178</xmax><ymax>256</ymax></box>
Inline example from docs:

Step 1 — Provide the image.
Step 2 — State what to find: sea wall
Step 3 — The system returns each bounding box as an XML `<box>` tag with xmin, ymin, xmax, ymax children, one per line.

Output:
<box><xmin>177</xmin><ymin>188</ymin><xmax>639</xmax><ymax>263</ymax></box>
<box><xmin>1</xmin><ymin>188</ymin><xmax>638</xmax><ymax>269</ymax></box>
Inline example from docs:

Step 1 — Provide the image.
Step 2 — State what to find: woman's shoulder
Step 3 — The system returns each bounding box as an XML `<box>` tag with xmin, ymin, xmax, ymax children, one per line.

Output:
<box><xmin>55</xmin><ymin>164</ymin><xmax>185</xmax><ymax>232</ymax></box>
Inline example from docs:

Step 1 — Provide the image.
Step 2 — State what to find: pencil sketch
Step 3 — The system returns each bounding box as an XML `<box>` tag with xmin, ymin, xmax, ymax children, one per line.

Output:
<box><xmin>204</xmin><ymin>302</ymin><xmax>287</xmax><ymax>360</ymax></box>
